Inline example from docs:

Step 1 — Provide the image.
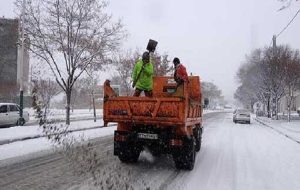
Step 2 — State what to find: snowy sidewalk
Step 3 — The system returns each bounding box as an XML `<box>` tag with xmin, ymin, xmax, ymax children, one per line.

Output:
<box><xmin>0</xmin><ymin>125</ymin><xmax>117</xmax><ymax>161</ymax></box>
<box><xmin>0</xmin><ymin>119</ymin><xmax>110</xmax><ymax>145</ymax></box>
<box><xmin>0</xmin><ymin>110</ymin><xmax>221</xmax><ymax>162</ymax></box>
<box><xmin>1</xmin><ymin>109</ymin><xmax>222</xmax><ymax>146</ymax></box>
<box><xmin>255</xmin><ymin>116</ymin><xmax>300</xmax><ymax>144</ymax></box>
<box><xmin>25</xmin><ymin>108</ymin><xmax>103</xmax><ymax>125</ymax></box>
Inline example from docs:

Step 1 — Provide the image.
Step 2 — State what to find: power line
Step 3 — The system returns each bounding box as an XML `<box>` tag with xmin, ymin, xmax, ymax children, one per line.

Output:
<box><xmin>276</xmin><ymin>8</ymin><xmax>300</xmax><ymax>37</ymax></box>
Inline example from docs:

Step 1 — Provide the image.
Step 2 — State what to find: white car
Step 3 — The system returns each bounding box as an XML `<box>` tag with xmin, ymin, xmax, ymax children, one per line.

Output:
<box><xmin>233</xmin><ymin>109</ymin><xmax>251</xmax><ymax>124</ymax></box>
<box><xmin>0</xmin><ymin>103</ymin><xmax>29</xmax><ymax>126</ymax></box>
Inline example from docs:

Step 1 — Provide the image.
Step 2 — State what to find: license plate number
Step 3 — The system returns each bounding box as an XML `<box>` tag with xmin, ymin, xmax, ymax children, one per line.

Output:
<box><xmin>138</xmin><ymin>133</ymin><xmax>158</xmax><ymax>140</ymax></box>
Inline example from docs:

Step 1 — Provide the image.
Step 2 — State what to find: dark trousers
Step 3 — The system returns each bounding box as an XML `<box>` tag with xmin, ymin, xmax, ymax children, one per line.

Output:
<box><xmin>133</xmin><ymin>88</ymin><xmax>153</xmax><ymax>97</ymax></box>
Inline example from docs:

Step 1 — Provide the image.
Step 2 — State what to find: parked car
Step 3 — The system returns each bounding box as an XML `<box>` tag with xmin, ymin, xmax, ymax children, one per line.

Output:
<box><xmin>0</xmin><ymin>103</ymin><xmax>29</xmax><ymax>126</ymax></box>
<box><xmin>233</xmin><ymin>109</ymin><xmax>251</xmax><ymax>124</ymax></box>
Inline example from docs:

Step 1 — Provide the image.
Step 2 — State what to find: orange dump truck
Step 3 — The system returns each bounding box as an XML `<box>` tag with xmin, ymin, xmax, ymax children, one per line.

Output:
<box><xmin>103</xmin><ymin>76</ymin><xmax>205</xmax><ymax>170</ymax></box>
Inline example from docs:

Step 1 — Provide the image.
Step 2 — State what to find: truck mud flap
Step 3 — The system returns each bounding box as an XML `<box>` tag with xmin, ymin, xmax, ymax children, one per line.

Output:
<box><xmin>114</xmin><ymin>131</ymin><xmax>138</xmax><ymax>155</ymax></box>
<box><xmin>169</xmin><ymin>136</ymin><xmax>193</xmax><ymax>153</ymax></box>
<box><xmin>114</xmin><ymin>131</ymin><xmax>128</xmax><ymax>155</ymax></box>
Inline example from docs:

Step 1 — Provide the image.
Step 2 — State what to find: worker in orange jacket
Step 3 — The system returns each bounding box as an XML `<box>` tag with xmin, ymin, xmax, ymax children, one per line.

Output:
<box><xmin>173</xmin><ymin>57</ymin><xmax>188</xmax><ymax>87</ymax></box>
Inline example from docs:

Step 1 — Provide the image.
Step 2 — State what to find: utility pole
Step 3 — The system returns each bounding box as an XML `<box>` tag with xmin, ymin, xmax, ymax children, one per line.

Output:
<box><xmin>18</xmin><ymin>0</ymin><xmax>25</xmax><ymax>125</ymax></box>
<box><xmin>272</xmin><ymin>35</ymin><xmax>277</xmax><ymax>51</ymax></box>
<box><xmin>272</xmin><ymin>35</ymin><xmax>279</xmax><ymax>119</ymax></box>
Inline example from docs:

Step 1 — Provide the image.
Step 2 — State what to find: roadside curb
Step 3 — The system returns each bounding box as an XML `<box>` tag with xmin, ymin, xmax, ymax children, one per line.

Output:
<box><xmin>0</xmin><ymin>124</ymin><xmax>116</xmax><ymax>146</ymax></box>
<box><xmin>255</xmin><ymin>117</ymin><xmax>300</xmax><ymax>145</ymax></box>
<box><xmin>0</xmin><ymin>111</ymin><xmax>220</xmax><ymax>146</ymax></box>
<box><xmin>26</xmin><ymin>116</ymin><xmax>102</xmax><ymax>126</ymax></box>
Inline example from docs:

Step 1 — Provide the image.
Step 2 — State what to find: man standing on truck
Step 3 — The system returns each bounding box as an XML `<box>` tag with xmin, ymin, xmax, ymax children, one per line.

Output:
<box><xmin>132</xmin><ymin>51</ymin><xmax>154</xmax><ymax>97</ymax></box>
<box><xmin>173</xmin><ymin>57</ymin><xmax>189</xmax><ymax>87</ymax></box>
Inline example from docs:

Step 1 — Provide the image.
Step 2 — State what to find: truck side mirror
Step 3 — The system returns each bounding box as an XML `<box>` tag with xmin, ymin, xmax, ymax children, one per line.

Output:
<box><xmin>204</xmin><ymin>98</ymin><xmax>209</xmax><ymax>108</ymax></box>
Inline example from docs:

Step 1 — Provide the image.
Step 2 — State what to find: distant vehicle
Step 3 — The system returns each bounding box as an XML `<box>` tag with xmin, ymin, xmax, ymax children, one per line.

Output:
<box><xmin>297</xmin><ymin>107</ymin><xmax>300</xmax><ymax>116</ymax></box>
<box><xmin>233</xmin><ymin>109</ymin><xmax>251</xmax><ymax>124</ymax></box>
<box><xmin>0</xmin><ymin>103</ymin><xmax>29</xmax><ymax>126</ymax></box>
<box><xmin>215</xmin><ymin>105</ymin><xmax>224</xmax><ymax>110</ymax></box>
<box><xmin>224</xmin><ymin>105</ymin><xmax>232</xmax><ymax>109</ymax></box>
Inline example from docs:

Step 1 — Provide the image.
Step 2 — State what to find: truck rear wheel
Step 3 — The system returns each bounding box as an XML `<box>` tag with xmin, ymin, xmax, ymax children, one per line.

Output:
<box><xmin>173</xmin><ymin>138</ymin><xmax>195</xmax><ymax>170</ymax></box>
<box><xmin>194</xmin><ymin>126</ymin><xmax>202</xmax><ymax>152</ymax></box>
<box><xmin>118</xmin><ymin>143</ymin><xmax>141</xmax><ymax>163</ymax></box>
<box><xmin>149</xmin><ymin>144</ymin><xmax>161</xmax><ymax>157</ymax></box>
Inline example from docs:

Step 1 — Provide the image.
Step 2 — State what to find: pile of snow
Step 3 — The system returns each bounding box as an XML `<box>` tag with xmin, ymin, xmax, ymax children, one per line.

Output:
<box><xmin>0</xmin><ymin>120</ymin><xmax>105</xmax><ymax>143</ymax></box>
<box><xmin>0</xmin><ymin>110</ymin><xmax>223</xmax><ymax>163</ymax></box>
<box><xmin>24</xmin><ymin>108</ymin><xmax>103</xmax><ymax>121</ymax></box>
<box><xmin>0</xmin><ymin>121</ymin><xmax>116</xmax><ymax>161</ymax></box>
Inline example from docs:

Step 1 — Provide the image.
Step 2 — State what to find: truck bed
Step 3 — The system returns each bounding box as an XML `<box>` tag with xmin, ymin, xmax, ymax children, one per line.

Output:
<box><xmin>104</xmin><ymin>96</ymin><xmax>186</xmax><ymax>126</ymax></box>
<box><xmin>103</xmin><ymin>76</ymin><xmax>202</xmax><ymax>127</ymax></box>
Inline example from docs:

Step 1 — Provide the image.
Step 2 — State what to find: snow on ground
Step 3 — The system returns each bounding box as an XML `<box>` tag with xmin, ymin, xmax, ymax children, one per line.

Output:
<box><xmin>0</xmin><ymin>125</ymin><xmax>116</xmax><ymax>161</ymax></box>
<box><xmin>0</xmin><ymin>119</ymin><xmax>106</xmax><ymax>143</ymax></box>
<box><xmin>24</xmin><ymin>108</ymin><xmax>103</xmax><ymax>122</ymax></box>
<box><xmin>171</xmin><ymin>113</ymin><xmax>300</xmax><ymax>190</ymax></box>
<box><xmin>256</xmin><ymin>116</ymin><xmax>300</xmax><ymax>142</ymax></box>
<box><xmin>1</xmin><ymin>109</ymin><xmax>222</xmax><ymax>144</ymax></box>
<box><xmin>0</xmin><ymin>110</ymin><xmax>221</xmax><ymax>164</ymax></box>
<box><xmin>2</xmin><ymin>111</ymin><xmax>300</xmax><ymax>190</ymax></box>
<box><xmin>203</xmin><ymin>109</ymin><xmax>231</xmax><ymax>114</ymax></box>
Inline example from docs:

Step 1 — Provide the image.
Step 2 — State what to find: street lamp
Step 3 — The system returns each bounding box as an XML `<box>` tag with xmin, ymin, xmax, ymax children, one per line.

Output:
<box><xmin>18</xmin><ymin>0</ymin><xmax>26</xmax><ymax>125</ymax></box>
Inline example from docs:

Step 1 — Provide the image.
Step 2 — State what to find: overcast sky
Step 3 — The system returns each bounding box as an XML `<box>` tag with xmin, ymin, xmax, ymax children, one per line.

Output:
<box><xmin>1</xmin><ymin>0</ymin><xmax>300</xmax><ymax>102</ymax></box>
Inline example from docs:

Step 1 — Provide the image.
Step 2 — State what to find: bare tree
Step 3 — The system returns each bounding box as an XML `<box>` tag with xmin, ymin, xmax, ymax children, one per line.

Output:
<box><xmin>202</xmin><ymin>82</ymin><xmax>223</xmax><ymax>108</ymax></box>
<box><xmin>235</xmin><ymin>49</ymin><xmax>264</xmax><ymax>110</ymax></box>
<box><xmin>264</xmin><ymin>46</ymin><xmax>288</xmax><ymax>119</ymax></box>
<box><xmin>236</xmin><ymin>47</ymin><xmax>285</xmax><ymax>117</ymax></box>
<box><xmin>236</xmin><ymin>45</ymin><xmax>300</xmax><ymax>119</ymax></box>
<box><xmin>16</xmin><ymin>0</ymin><xmax>126</xmax><ymax>124</ymax></box>
<box><xmin>84</xmin><ymin>67</ymin><xmax>100</xmax><ymax>122</ymax></box>
<box><xmin>32</xmin><ymin>79</ymin><xmax>61</xmax><ymax>124</ymax></box>
<box><xmin>112</xmin><ymin>50</ymin><xmax>139</xmax><ymax>95</ymax></box>
<box><xmin>152</xmin><ymin>52</ymin><xmax>173</xmax><ymax>76</ymax></box>
<box><xmin>283</xmin><ymin>49</ymin><xmax>300</xmax><ymax>121</ymax></box>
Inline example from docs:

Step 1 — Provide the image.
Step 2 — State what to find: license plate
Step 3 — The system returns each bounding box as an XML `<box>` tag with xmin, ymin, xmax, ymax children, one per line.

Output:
<box><xmin>137</xmin><ymin>133</ymin><xmax>158</xmax><ymax>140</ymax></box>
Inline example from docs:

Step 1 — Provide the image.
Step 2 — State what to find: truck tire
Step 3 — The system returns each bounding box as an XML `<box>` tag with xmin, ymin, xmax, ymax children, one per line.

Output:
<box><xmin>194</xmin><ymin>127</ymin><xmax>202</xmax><ymax>152</ymax></box>
<box><xmin>118</xmin><ymin>144</ymin><xmax>141</xmax><ymax>163</ymax></box>
<box><xmin>173</xmin><ymin>138</ymin><xmax>195</xmax><ymax>170</ymax></box>
<box><xmin>149</xmin><ymin>144</ymin><xmax>161</xmax><ymax>157</ymax></box>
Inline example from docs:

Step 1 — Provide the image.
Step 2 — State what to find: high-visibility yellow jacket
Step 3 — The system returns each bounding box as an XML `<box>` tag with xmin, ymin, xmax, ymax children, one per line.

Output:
<box><xmin>132</xmin><ymin>59</ymin><xmax>153</xmax><ymax>91</ymax></box>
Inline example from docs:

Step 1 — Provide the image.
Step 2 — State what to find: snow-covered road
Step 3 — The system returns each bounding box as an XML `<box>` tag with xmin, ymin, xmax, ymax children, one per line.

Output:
<box><xmin>168</xmin><ymin>112</ymin><xmax>300</xmax><ymax>190</ymax></box>
<box><xmin>1</xmin><ymin>112</ymin><xmax>300</xmax><ymax>190</ymax></box>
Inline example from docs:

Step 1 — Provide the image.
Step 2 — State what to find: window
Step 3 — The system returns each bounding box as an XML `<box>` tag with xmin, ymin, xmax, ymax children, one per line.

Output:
<box><xmin>0</xmin><ymin>105</ymin><xmax>8</xmax><ymax>113</ymax></box>
<box><xmin>9</xmin><ymin>105</ymin><xmax>19</xmax><ymax>112</ymax></box>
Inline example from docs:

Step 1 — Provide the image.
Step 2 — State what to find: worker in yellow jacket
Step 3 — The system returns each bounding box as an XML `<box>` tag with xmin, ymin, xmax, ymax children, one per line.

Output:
<box><xmin>132</xmin><ymin>52</ymin><xmax>153</xmax><ymax>97</ymax></box>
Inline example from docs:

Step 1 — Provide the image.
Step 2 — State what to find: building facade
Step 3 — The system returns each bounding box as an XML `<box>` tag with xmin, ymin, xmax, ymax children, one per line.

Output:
<box><xmin>279</xmin><ymin>90</ymin><xmax>300</xmax><ymax>113</ymax></box>
<box><xmin>0</xmin><ymin>18</ymin><xmax>30</xmax><ymax>103</ymax></box>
